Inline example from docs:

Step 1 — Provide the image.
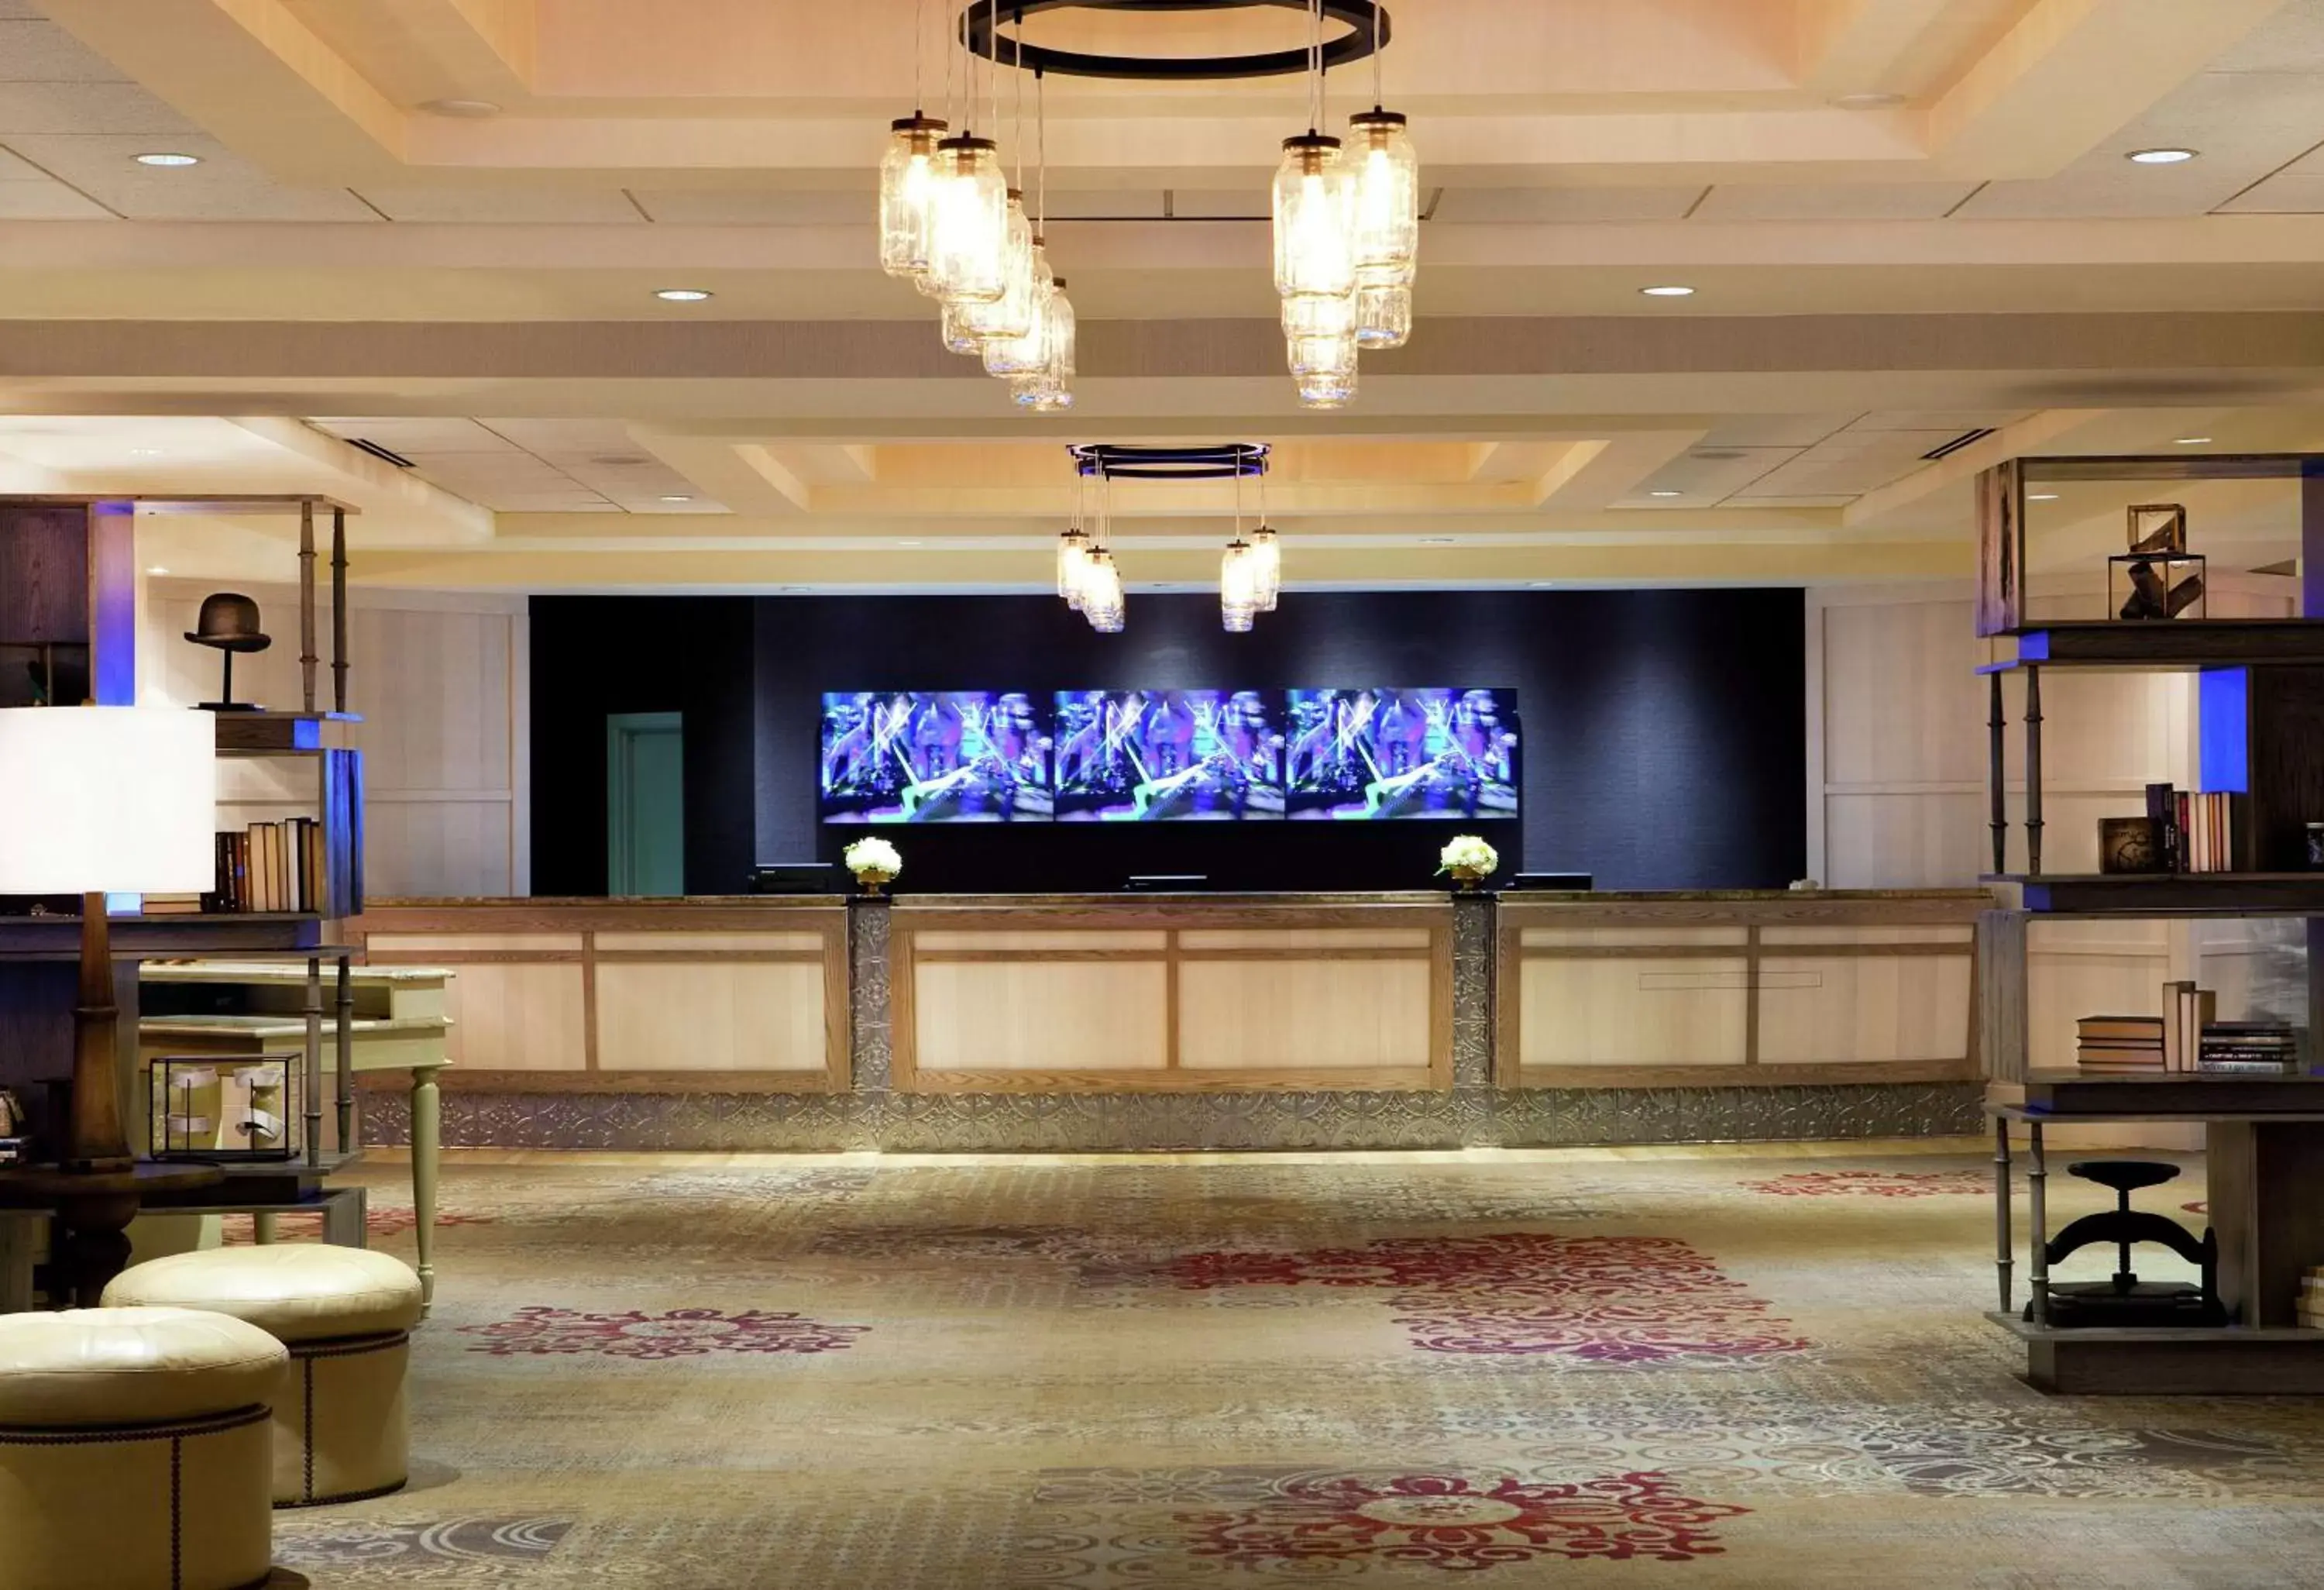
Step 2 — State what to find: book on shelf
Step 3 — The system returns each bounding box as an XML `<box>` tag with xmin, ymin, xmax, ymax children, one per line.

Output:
<box><xmin>2195</xmin><ymin>1020</ymin><xmax>2304</xmax><ymax>1076</ymax></box>
<box><xmin>2140</xmin><ymin>784</ymin><xmax>2242</xmax><ymax>874</ymax></box>
<box><xmin>205</xmin><ymin>817</ymin><xmax>330</xmax><ymax>914</ymax></box>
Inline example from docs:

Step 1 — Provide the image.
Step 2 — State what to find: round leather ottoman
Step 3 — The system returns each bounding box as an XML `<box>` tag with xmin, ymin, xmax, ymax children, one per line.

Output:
<box><xmin>105</xmin><ymin>1246</ymin><xmax>423</xmax><ymax>1508</ymax></box>
<box><xmin>0</xmin><ymin>1306</ymin><xmax>287</xmax><ymax>1590</ymax></box>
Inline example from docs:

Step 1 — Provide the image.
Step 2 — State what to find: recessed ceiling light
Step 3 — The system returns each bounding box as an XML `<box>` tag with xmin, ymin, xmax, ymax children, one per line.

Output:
<box><xmin>2027</xmin><ymin>492</ymin><xmax>2059</xmax><ymax>501</ymax></box>
<box><xmin>658</xmin><ymin>494</ymin><xmax>693</xmax><ymax>503</ymax></box>
<box><xmin>129</xmin><ymin>448</ymin><xmax>164</xmax><ymax>457</ymax></box>
<box><xmin>1528</xmin><ymin>581</ymin><xmax>1556</xmax><ymax>588</ymax></box>
<box><xmin>1418</xmin><ymin>536</ymin><xmax>1456</xmax><ymax>544</ymax></box>
<box><xmin>653</xmin><ymin>287</ymin><xmax>713</xmax><ymax>302</ymax></box>
<box><xmin>2127</xmin><ymin>148</ymin><xmax>2197</xmax><ymax>165</ymax></box>
<box><xmin>135</xmin><ymin>152</ymin><xmax>200</xmax><ymax>167</ymax></box>
<box><xmin>421</xmin><ymin>98</ymin><xmax>501</xmax><ymax>119</ymax></box>
<box><xmin>146</xmin><ymin>566</ymin><xmax>169</xmax><ymax>576</ymax></box>
<box><xmin>898</xmin><ymin>539</ymin><xmax>923</xmax><ymax>546</ymax></box>
<box><xmin>1648</xmin><ymin>490</ymin><xmax>1683</xmax><ymax>498</ymax></box>
<box><xmin>2175</xmin><ymin>435</ymin><xmax>2212</xmax><ymax>445</ymax></box>
<box><xmin>1639</xmin><ymin>284</ymin><xmax>1696</xmax><ymax>298</ymax></box>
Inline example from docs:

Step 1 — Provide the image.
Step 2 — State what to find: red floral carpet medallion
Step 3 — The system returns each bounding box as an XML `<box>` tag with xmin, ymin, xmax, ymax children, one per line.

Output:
<box><xmin>1168</xmin><ymin>1233</ymin><xmax>1813</xmax><ymax>1363</ymax></box>
<box><xmin>459</xmin><ymin>1306</ymin><xmax>868</xmax><ymax>1360</ymax></box>
<box><xmin>1181</xmin><ymin>1471</ymin><xmax>1748</xmax><ymax>1571</ymax></box>
<box><xmin>1739</xmin><ymin>1169</ymin><xmax>1991</xmax><ymax>1197</ymax></box>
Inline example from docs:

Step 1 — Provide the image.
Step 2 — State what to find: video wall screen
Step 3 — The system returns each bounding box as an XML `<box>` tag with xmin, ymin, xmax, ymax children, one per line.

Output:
<box><xmin>1287</xmin><ymin>688</ymin><xmax>1519</xmax><ymax>821</ymax></box>
<box><xmin>818</xmin><ymin>692</ymin><xmax>1054</xmax><ymax>824</ymax></box>
<box><xmin>1054</xmin><ymin>690</ymin><xmax>1284</xmax><ymax>822</ymax></box>
<box><xmin>819</xmin><ymin>688</ymin><xmax>1514</xmax><ymax>824</ymax></box>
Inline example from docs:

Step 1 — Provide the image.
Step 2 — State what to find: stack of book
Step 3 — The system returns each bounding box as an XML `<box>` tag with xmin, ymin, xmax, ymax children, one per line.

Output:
<box><xmin>208</xmin><ymin>819</ymin><xmax>328</xmax><ymax>914</ymax></box>
<box><xmin>2199</xmin><ymin>1020</ymin><xmax>2304</xmax><ymax>1075</ymax></box>
<box><xmin>2302</xmin><ymin>1269</ymin><xmax>2324</xmax><ymax>1330</ymax></box>
<box><xmin>2076</xmin><ymin>1014</ymin><xmax>2166</xmax><ymax>1073</ymax></box>
<box><xmin>2144</xmin><ymin>783</ymin><xmax>2242</xmax><ymax>873</ymax></box>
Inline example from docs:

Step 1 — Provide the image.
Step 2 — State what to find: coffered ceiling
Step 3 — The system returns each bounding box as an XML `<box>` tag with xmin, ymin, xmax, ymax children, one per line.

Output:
<box><xmin>0</xmin><ymin>0</ymin><xmax>2322</xmax><ymax>591</ymax></box>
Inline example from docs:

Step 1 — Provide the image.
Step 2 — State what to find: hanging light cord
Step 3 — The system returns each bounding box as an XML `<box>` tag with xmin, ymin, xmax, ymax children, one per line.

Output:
<box><xmin>1012</xmin><ymin>10</ymin><xmax>1025</xmax><ymax>194</ymax></box>
<box><xmin>1308</xmin><ymin>0</ymin><xmax>1324</xmax><ymax>133</ymax></box>
<box><xmin>1035</xmin><ymin>64</ymin><xmax>1047</xmax><ymax>237</ymax></box>
<box><xmin>913</xmin><ymin>0</ymin><xmax>926</xmax><ymax>116</ymax></box>
<box><xmin>1371</xmin><ymin>1</ymin><xmax>1384</xmax><ymax>111</ymax></box>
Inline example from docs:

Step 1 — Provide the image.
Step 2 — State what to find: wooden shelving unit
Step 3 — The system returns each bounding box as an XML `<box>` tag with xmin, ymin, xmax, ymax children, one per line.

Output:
<box><xmin>1973</xmin><ymin>450</ymin><xmax>2324</xmax><ymax>1392</ymax></box>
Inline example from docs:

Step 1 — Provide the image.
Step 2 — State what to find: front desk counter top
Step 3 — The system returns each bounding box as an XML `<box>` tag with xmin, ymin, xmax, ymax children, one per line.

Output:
<box><xmin>347</xmin><ymin>889</ymin><xmax>1988</xmax><ymax>1095</ymax></box>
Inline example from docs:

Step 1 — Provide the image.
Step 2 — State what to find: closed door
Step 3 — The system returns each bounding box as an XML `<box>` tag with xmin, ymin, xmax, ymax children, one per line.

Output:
<box><xmin>607</xmin><ymin>712</ymin><xmax>685</xmax><ymax>897</ymax></box>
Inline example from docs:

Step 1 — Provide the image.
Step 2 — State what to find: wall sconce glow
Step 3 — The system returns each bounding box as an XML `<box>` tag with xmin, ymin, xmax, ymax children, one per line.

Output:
<box><xmin>1639</xmin><ymin>284</ymin><xmax>1696</xmax><ymax>298</ymax></box>
<box><xmin>653</xmin><ymin>288</ymin><xmax>713</xmax><ymax>302</ymax></box>
<box><xmin>135</xmin><ymin>152</ymin><xmax>201</xmax><ymax>167</ymax></box>
<box><xmin>2127</xmin><ymin>148</ymin><xmax>2197</xmax><ymax>165</ymax></box>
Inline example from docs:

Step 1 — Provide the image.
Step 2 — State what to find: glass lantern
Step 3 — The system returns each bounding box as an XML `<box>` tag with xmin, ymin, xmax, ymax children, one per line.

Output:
<box><xmin>929</xmin><ymin>136</ymin><xmax>1009</xmax><ymax>305</ymax></box>
<box><xmin>878</xmin><ymin>115</ymin><xmax>948</xmax><ymax>280</ymax></box>
<box><xmin>149</xmin><ymin>1053</ymin><xmax>301</xmax><ymax>1162</ymax></box>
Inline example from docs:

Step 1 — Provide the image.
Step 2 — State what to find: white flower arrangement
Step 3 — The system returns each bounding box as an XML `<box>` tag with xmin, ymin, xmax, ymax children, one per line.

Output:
<box><xmin>842</xmin><ymin>837</ymin><xmax>902</xmax><ymax>881</ymax></box>
<box><xmin>1437</xmin><ymin>835</ymin><xmax>1499</xmax><ymax>878</ymax></box>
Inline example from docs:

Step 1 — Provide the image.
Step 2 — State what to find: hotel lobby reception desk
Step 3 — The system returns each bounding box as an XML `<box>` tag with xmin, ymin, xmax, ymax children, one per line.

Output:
<box><xmin>346</xmin><ymin>890</ymin><xmax>1987</xmax><ymax>1152</ymax></box>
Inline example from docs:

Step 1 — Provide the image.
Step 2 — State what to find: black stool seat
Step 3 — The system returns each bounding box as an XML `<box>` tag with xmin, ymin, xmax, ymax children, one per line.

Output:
<box><xmin>2067</xmin><ymin>1159</ymin><xmax>2179</xmax><ymax>1193</ymax></box>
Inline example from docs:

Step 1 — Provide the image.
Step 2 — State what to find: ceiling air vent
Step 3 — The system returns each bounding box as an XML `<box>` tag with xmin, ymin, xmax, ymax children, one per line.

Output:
<box><xmin>347</xmin><ymin>438</ymin><xmax>417</xmax><ymax>469</ymax></box>
<box><xmin>1921</xmin><ymin>428</ymin><xmax>1996</xmax><ymax>462</ymax></box>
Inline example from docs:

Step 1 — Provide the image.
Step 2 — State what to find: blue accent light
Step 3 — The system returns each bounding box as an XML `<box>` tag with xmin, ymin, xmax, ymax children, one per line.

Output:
<box><xmin>2199</xmin><ymin>667</ymin><xmax>2248</xmax><ymax>793</ymax></box>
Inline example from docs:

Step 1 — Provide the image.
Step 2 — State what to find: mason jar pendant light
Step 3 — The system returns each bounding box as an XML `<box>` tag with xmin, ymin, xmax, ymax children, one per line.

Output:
<box><xmin>1250</xmin><ymin>467</ymin><xmax>1281</xmax><ymax>611</ymax></box>
<box><xmin>1013</xmin><ymin>277</ymin><xmax>1074</xmax><ymax>410</ymax></box>
<box><xmin>953</xmin><ymin>191</ymin><xmax>1037</xmax><ymax>345</ymax></box>
<box><xmin>1057</xmin><ymin>470</ymin><xmax>1092</xmax><ymax>610</ymax></box>
<box><xmin>1346</xmin><ymin>1</ymin><xmax>1417</xmax><ymax>350</ymax></box>
<box><xmin>879</xmin><ymin>1</ymin><xmax>947</xmax><ymax>281</ymax></box>
<box><xmin>1220</xmin><ymin>459</ymin><xmax>1260</xmax><ymax>632</ymax></box>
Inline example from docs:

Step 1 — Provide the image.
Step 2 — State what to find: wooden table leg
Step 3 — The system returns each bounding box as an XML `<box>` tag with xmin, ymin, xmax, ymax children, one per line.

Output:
<box><xmin>252</xmin><ymin>1212</ymin><xmax>277</xmax><ymax>1246</ymax></box>
<box><xmin>2028</xmin><ymin>1120</ymin><xmax>2050</xmax><ymax>1327</ymax></box>
<box><xmin>409</xmin><ymin>1062</ymin><xmax>444</xmax><ymax>1312</ymax></box>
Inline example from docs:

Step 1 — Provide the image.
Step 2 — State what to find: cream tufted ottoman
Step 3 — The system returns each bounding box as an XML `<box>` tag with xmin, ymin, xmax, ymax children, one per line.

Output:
<box><xmin>105</xmin><ymin>1245</ymin><xmax>424</xmax><ymax>1508</ymax></box>
<box><xmin>0</xmin><ymin>1306</ymin><xmax>287</xmax><ymax>1590</ymax></box>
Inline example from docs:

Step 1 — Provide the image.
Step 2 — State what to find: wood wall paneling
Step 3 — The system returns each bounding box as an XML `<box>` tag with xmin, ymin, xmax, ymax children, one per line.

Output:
<box><xmin>913</xmin><ymin>960</ymin><xmax>1172</xmax><ymax>1072</ymax></box>
<box><xmin>593</xmin><ymin>961</ymin><xmax>828</xmax><ymax>1072</ymax></box>
<box><xmin>1176</xmin><ymin>959</ymin><xmax>1432</xmax><ymax>1070</ymax></box>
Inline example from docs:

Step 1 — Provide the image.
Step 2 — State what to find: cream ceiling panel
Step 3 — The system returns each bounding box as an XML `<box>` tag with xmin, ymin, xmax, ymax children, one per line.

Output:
<box><xmin>1958</xmin><ymin>69</ymin><xmax>2324</xmax><ymax>220</ymax></box>
<box><xmin>349</xmin><ymin>184</ymin><xmax>648</xmax><ymax>224</ymax></box>
<box><xmin>1623</xmin><ymin>447</ymin><xmax>1800</xmax><ymax>504</ymax></box>
<box><xmin>0</xmin><ymin>18</ymin><xmax>129</xmax><ymax>81</ymax></box>
<box><xmin>627</xmin><ymin>190</ymin><xmax>864</xmax><ymax>225</ymax></box>
<box><xmin>0</xmin><ymin>83</ymin><xmax>200</xmax><ymax>136</ymax></box>
<box><xmin>1695</xmin><ymin>416</ymin><xmax>1856</xmax><ymax>447</ymax></box>
<box><xmin>312</xmin><ymin>418</ymin><xmax>524</xmax><ymax>455</ymax></box>
<box><xmin>2</xmin><ymin>134</ymin><xmax>377</xmax><ymax>220</ymax></box>
<box><xmin>2217</xmin><ymin>171</ymin><xmax>2324</xmax><ymax>213</ymax></box>
<box><xmin>1846</xmin><ymin>412</ymin><xmax>2029</xmax><ymax>432</ymax></box>
<box><xmin>475</xmin><ymin>418</ymin><xmax>638</xmax><ymax>453</ymax></box>
<box><xmin>2208</xmin><ymin>0</ymin><xmax>2324</xmax><ymax>72</ymax></box>
<box><xmin>1432</xmin><ymin>187</ymin><xmax>1706</xmax><ymax>224</ymax></box>
<box><xmin>1165</xmin><ymin>190</ymin><xmax>1270</xmax><ymax>220</ymax></box>
<box><xmin>1690</xmin><ymin>181</ymin><xmax>1979</xmax><ymax>221</ymax></box>
<box><xmin>0</xmin><ymin>177</ymin><xmax>108</xmax><ymax>219</ymax></box>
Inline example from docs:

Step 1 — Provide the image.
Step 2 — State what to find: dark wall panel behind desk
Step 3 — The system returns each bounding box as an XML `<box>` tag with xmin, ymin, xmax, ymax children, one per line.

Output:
<box><xmin>747</xmin><ymin>589</ymin><xmax>1805</xmax><ymax>894</ymax></box>
<box><xmin>532</xmin><ymin>590</ymin><xmax>1802</xmax><ymax>896</ymax></box>
<box><xmin>529</xmin><ymin>596</ymin><xmax>758</xmax><ymax>897</ymax></box>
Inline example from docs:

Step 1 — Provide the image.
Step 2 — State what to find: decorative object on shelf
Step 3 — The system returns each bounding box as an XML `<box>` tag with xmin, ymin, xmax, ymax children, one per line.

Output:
<box><xmin>1437</xmin><ymin>834</ymin><xmax>1499</xmax><ymax>890</ymax></box>
<box><xmin>2109</xmin><ymin>503</ymin><xmax>2205</xmax><ymax>621</ymax></box>
<box><xmin>2306</xmin><ymin>821</ymin><xmax>2324</xmax><ymax>871</ymax></box>
<box><xmin>0</xmin><ymin>707</ymin><xmax>217</xmax><ymax>1173</ymax></box>
<box><xmin>1062</xmin><ymin>444</ymin><xmax>1278</xmax><ymax>633</ymax></box>
<box><xmin>2027</xmin><ymin>1159</ymin><xmax>2225</xmax><ymax>1328</ymax></box>
<box><xmin>0</xmin><ymin>1086</ymin><xmax>25</xmax><ymax>1165</ymax></box>
<box><xmin>147</xmin><ymin>1054</ymin><xmax>301</xmax><ymax>1162</ymax></box>
<box><xmin>184</xmin><ymin>591</ymin><xmax>271</xmax><ymax>711</ymax></box>
<box><xmin>2096</xmin><ymin>815</ymin><xmax>2167</xmax><ymax>874</ymax></box>
<box><xmin>843</xmin><ymin>837</ymin><xmax>903</xmax><ymax>896</ymax></box>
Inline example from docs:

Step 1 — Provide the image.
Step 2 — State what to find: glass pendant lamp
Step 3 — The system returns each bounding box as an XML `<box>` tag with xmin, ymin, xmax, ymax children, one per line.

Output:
<box><xmin>1295</xmin><ymin>336</ymin><xmax>1359</xmax><ymax>408</ymax></box>
<box><xmin>880</xmin><ymin>115</ymin><xmax>949</xmax><ymax>280</ymax></box>
<box><xmin>1286</xmin><ymin>327</ymin><xmax>1356</xmax><ymax>379</ymax></box>
<box><xmin>1012</xmin><ymin>278</ymin><xmax>1075</xmax><ymax>410</ymax></box>
<box><xmin>954</xmin><ymin>192</ymin><xmax>1037</xmax><ymax>345</ymax></box>
<box><xmin>1057</xmin><ymin>522</ymin><xmax>1091</xmax><ymax>609</ymax></box>
<box><xmin>984</xmin><ymin>243</ymin><xmax>1050</xmax><ymax>376</ymax></box>
<box><xmin>1273</xmin><ymin>134</ymin><xmax>1357</xmax><ymax>305</ymax></box>
<box><xmin>1220</xmin><ymin>537</ymin><xmax>1259</xmax><ymax>632</ymax></box>
<box><xmin>1249</xmin><ymin>523</ymin><xmax>1281</xmax><ymax>611</ymax></box>
<box><xmin>930</xmin><ymin>135</ymin><xmax>1009</xmax><ymax>304</ymax></box>
<box><xmin>1082</xmin><ymin>549</ymin><xmax>1125</xmax><ymax>632</ymax></box>
<box><xmin>1347</xmin><ymin>109</ymin><xmax>1418</xmax><ymax>286</ymax></box>
<box><xmin>1355</xmin><ymin>281</ymin><xmax>1411</xmax><ymax>349</ymax></box>
<box><xmin>1282</xmin><ymin>287</ymin><xmax>1356</xmax><ymax>341</ymax></box>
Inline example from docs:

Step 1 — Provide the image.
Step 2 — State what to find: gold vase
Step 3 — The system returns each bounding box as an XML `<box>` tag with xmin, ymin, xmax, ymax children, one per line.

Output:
<box><xmin>854</xmin><ymin>869</ymin><xmax>895</xmax><ymax>897</ymax></box>
<box><xmin>1448</xmin><ymin>865</ymin><xmax>1487</xmax><ymax>890</ymax></box>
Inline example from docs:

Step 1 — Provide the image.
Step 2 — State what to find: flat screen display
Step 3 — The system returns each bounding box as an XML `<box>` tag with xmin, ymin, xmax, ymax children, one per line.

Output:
<box><xmin>1285</xmin><ymin>688</ymin><xmax>1519</xmax><ymax>820</ymax></box>
<box><xmin>819</xmin><ymin>691</ymin><xmax>1054</xmax><ymax>823</ymax></box>
<box><xmin>1053</xmin><ymin>690</ymin><xmax>1284</xmax><ymax>821</ymax></box>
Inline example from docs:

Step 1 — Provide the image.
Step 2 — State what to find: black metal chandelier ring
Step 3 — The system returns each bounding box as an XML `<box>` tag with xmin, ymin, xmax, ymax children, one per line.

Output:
<box><xmin>1070</xmin><ymin>442</ymin><xmax>1270</xmax><ymax>479</ymax></box>
<box><xmin>962</xmin><ymin>1</ymin><xmax>1388</xmax><ymax>83</ymax></box>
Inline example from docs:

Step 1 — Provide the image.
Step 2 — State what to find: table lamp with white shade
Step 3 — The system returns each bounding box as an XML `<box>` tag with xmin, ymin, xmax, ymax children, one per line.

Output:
<box><xmin>0</xmin><ymin>707</ymin><xmax>215</xmax><ymax>1171</ymax></box>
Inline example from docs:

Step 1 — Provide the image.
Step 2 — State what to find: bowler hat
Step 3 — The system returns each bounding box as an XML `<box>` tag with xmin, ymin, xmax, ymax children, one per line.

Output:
<box><xmin>185</xmin><ymin>592</ymin><xmax>272</xmax><ymax>654</ymax></box>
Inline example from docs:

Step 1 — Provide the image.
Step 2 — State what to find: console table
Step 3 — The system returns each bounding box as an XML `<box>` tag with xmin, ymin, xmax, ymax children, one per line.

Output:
<box><xmin>1989</xmin><ymin>1074</ymin><xmax>2324</xmax><ymax>1392</ymax></box>
<box><xmin>136</xmin><ymin>960</ymin><xmax>452</xmax><ymax>1306</ymax></box>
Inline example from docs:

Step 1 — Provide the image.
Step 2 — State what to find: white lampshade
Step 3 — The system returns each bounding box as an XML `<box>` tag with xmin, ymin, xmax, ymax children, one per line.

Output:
<box><xmin>0</xmin><ymin>707</ymin><xmax>215</xmax><ymax>893</ymax></box>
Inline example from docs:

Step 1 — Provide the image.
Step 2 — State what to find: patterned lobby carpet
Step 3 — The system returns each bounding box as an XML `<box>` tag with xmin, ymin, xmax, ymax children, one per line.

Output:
<box><xmin>261</xmin><ymin>1144</ymin><xmax>2324</xmax><ymax>1589</ymax></box>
